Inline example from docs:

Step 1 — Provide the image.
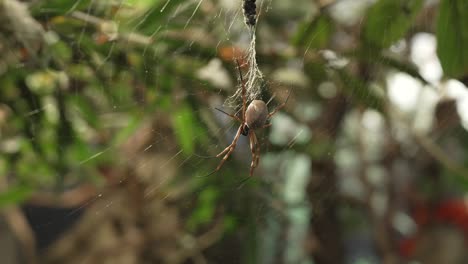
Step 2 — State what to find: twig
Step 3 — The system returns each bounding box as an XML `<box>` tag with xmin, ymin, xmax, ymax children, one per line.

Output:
<box><xmin>391</xmin><ymin>108</ymin><xmax>468</xmax><ymax>179</ymax></box>
<box><xmin>413</xmin><ymin>130</ymin><xmax>468</xmax><ymax>177</ymax></box>
<box><xmin>4</xmin><ymin>208</ymin><xmax>37</xmax><ymax>264</ymax></box>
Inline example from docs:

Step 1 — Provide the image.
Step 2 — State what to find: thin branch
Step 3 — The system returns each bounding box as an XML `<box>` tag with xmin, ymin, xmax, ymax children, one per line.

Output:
<box><xmin>391</xmin><ymin>108</ymin><xmax>468</xmax><ymax>179</ymax></box>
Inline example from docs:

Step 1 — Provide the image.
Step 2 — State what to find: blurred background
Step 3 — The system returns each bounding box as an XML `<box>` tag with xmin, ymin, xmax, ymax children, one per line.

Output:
<box><xmin>1</xmin><ymin>0</ymin><xmax>468</xmax><ymax>263</ymax></box>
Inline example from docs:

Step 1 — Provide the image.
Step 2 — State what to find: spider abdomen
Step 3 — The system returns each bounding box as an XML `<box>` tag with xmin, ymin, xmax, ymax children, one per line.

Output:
<box><xmin>245</xmin><ymin>100</ymin><xmax>268</xmax><ymax>130</ymax></box>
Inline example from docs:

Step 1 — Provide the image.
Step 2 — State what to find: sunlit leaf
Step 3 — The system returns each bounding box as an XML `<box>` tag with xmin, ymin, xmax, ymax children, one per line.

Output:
<box><xmin>436</xmin><ymin>0</ymin><xmax>468</xmax><ymax>78</ymax></box>
<box><xmin>133</xmin><ymin>0</ymin><xmax>187</xmax><ymax>35</ymax></box>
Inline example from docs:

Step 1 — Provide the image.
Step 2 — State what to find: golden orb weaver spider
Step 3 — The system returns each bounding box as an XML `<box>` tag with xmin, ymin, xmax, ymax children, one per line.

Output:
<box><xmin>209</xmin><ymin>61</ymin><xmax>290</xmax><ymax>177</ymax></box>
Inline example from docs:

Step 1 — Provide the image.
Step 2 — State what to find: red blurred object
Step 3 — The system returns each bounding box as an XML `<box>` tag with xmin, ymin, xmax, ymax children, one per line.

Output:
<box><xmin>400</xmin><ymin>198</ymin><xmax>468</xmax><ymax>258</ymax></box>
<box><xmin>399</xmin><ymin>237</ymin><xmax>417</xmax><ymax>258</ymax></box>
<box><xmin>434</xmin><ymin>199</ymin><xmax>468</xmax><ymax>233</ymax></box>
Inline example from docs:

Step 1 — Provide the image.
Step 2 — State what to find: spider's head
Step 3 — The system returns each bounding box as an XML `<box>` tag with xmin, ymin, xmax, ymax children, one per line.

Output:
<box><xmin>241</xmin><ymin>125</ymin><xmax>250</xmax><ymax>136</ymax></box>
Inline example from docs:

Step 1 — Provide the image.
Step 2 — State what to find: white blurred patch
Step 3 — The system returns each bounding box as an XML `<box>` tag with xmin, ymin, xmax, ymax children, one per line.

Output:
<box><xmin>387</xmin><ymin>72</ymin><xmax>422</xmax><ymax>112</ymax></box>
<box><xmin>362</xmin><ymin>110</ymin><xmax>386</xmax><ymax>160</ymax></box>
<box><xmin>283</xmin><ymin>153</ymin><xmax>311</xmax><ymax>203</ymax></box>
<box><xmin>318</xmin><ymin>81</ymin><xmax>337</xmax><ymax>99</ymax></box>
<box><xmin>329</xmin><ymin>0</ymin><xmax>376</xmax><ymax>26</ymax></box>
<box><xmin>387</xmin><ymin>75</ymin><xmax>437</xmax><ymax>135</ymax></box>
<box><xmin>362</xmin><ymin>109</ymin><xmax>384</xmax><ymax>131</ymax></box>
<box><xmin>393</xmin><ymin>211</ymin><xmax>417</xmax><ymax>236</ymax></box>
<box><xmin>413</xmin><ymin>86</ymin><xmax>438</xmax><ymax>133</ymax></box>
<box><xmin>271</xmin><ymin>67</ymin><xmax>309</xmax><ymax>88</ymax></box>
<box><xmin>320</xmin><ymin>49</ymin><xmax>349</xmax><ymax>68</ymax></box>
<box><xmin>219</xmin><ymin>0</ymin><xmax>238</xmax><ymax>10</ymax></box>
<box><xmin>411</xmin><ymin>33</ymin><xmax>443</xmax><ymax>84</ymax></box>
<box><xmin>269</xmin><ymin>112</ymin><xmax>311</xmax><ymax>146</ymax></box>
<box><xmin>196</xmin><ymin>58</ymin><xmax>232</xmax><ymax>90</ymax></box>
<box><xmin>446</xmin><ymin>79</ymin><xmax>468</xmax><ymax>128</ymax></box>
<box><xmin>366</xmin><ymin>165</ymin><xmax>386</xmax><ymax>188</ymax></box>
<box><xmin>293</xmin><ymin>103</ymin><xmax>321</xmax><ymax>122</ymax></box>
<box><xmin>390</xmin><ymin>39</ymin><xmax>407</xmax><ymax>54</ymax></box>
<box><xmin>336</xmin><ymin>147</ymin><xmax>364</xmax><ymax>198</ymax></box>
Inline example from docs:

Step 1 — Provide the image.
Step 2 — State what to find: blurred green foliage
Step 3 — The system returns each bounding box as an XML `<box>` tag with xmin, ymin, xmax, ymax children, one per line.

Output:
<box><xmin>436</xmin><ymin>0</ymin><xmax>468</xmax><ymax>78</ymax></box>
<box><xmin>364</xmin><ymin>0</ymin><xmax>424</xmax><ymax>48</ymax></box>
<box><xmin>1</xmin><ymin>0</ymin><xmax>468</xmax><ymax>263</ymax></box>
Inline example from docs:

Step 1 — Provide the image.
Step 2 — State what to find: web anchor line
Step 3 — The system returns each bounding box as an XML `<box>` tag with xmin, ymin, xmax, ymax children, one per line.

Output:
<box><xmin>226</xmin><ymin>0</ymin><xmax>264</xmax><ymax>108</ymax></box>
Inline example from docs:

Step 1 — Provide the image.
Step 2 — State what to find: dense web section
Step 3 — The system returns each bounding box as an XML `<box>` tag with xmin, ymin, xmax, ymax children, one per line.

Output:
<box><xmin>226</xmin><ymin>27</ymin><xmax>265</xmax><ymax>107</ymax></box>
<box><xmin>19</xmin><ymin>0</ymin><xmax>285</xmax><ymax>229</ymax></box>
<box><xmin>223</xmin><ymin>0</ymin><xmax>267</xmax><ymax>109</ymax></box>
<box><xmin>14</xmin><ymin>0</ymin><xmax>282</xmax><ymax>198</ymax></box>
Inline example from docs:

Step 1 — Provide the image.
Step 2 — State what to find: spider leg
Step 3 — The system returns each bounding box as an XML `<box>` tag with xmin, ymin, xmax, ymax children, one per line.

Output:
<box><xmin>216</xmin><ymin>126</ymin><xmax>241</xmax><ymax>158</ymax></box>
<box><xmin>254</xmin><ymin>132</ymin><xmax>260</xmax><ymax>169</ymax></box>
<box><xmin>212</xmin><ymin>125</ymin><xmax>243</xmax><ymax>173</ymax></box>
<box><xmin>215</xmin><ymin>107</ymin><xmax>242</xmax><ymax>123</ymax></box>
<box><xmin>248</xmin><ymin>133</ymin><xmax>256</xmax><ymax>176</ymax></box>
<box><xmin>249</xmin><ymin>132</ymin><xmax>260</xmax><ymax>176</ymax></box>
<box><xmin>203</xmin><ymin>61</ymin><xmax>251</xmax><ymax>177</ymax></box>
<box><xmin>266</xmin><ymin>93</ymin><xmax>276</xmax><ymax>106</ymax></box>
<box><xmin>267</xmin><ymin>90</ymin><xmax>291</xmax><ymax>119</ymax></box>
<box><xmin>235</xmin><ymin>59</ymin><xmax>247</xmax><ymax>121</ymax></box>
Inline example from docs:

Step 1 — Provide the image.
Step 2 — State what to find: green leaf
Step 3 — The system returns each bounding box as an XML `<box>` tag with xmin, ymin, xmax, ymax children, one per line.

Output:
<box><xmin>134</xmin><ymin>0</ymin><xmax>187</xmax><ymax>35</ymax></box>
<box><xmin>364</xmin><ymin>0</ymin><xmax>424</xmax><ymax>48</ymax></box>
<box><xmin>349</xmin><ymin>49</ymin><xmax>429</xmax><ymax>84</ymax></box>
<box><xmin>49</xmin><ymin>40</ymin><xmax>73</xmax><ymax>63</ymax></box>
<box><xmin>293</xmin><ymin>15</ymin><xmax>333</xmax><ymax>49</ymax></box>
<box><xmin>70</xmin><ymin>95</ymin><xmax>98</xmax><ymax>127</ymax></box>
<box><xmin>187</xmin><ymin>187</ymin><xmax>219</xmax><ymax>230</ymax></box>
<box><xmin>378</xmin><ymin>55</ymin><xmax>428</xmax><ymax>84</ymax></box>
<box><xmin>0</xmin><ymin>185</ymin><xmax>33</xmax><ymax>208</ymax></box>
<box><xmin>111</xmin><ymin>114</ymin><xmax>142</xmax><ymax>146</ymax></box>
<box><xmin>172</xmin><ymin>104</ymin><xmax>196</xmax><ymax>155</ymax></box>
<box><xmin>436</xmin><ymin>0</ymin><xmax>468</xmax><ymax>78</ymax></box>
<box><xmin>31</xmin><ymin>0</ymin><xmax>92</xmax><ymax>16</ymax></box>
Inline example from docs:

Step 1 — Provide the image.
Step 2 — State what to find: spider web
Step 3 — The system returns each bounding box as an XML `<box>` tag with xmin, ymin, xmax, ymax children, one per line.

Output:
<box><xmin>10</xmin><ymin>0</ymin><xmax>466</xmax><ymax>263</ymax></box>
<box><xmin>225</xmin><ymin>17</ymin><xmax>265</xmax><ymax>107</ymax></box>
<box><xmin>14</xmin><ymin>2</ymin><xmax>312</xmax><ymax>263</ymax></box>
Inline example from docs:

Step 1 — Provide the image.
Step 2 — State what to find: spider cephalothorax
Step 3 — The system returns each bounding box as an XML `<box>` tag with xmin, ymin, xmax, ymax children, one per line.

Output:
<box><xmin>209</xmin><ymin>61</ymin><xmax>289</xmax><ymax>176</ymax></box>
